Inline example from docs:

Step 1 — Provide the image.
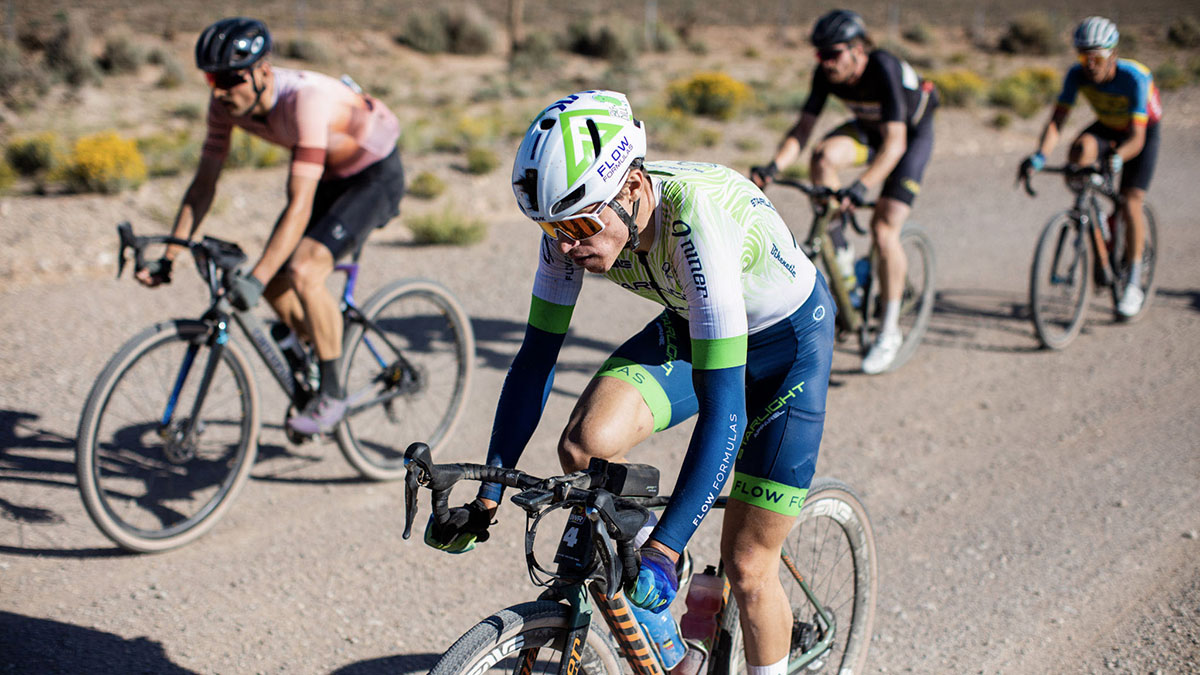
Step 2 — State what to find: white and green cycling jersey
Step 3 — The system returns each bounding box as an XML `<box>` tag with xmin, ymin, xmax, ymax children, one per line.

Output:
<box><xmin>530</xmin><ymin>160</ymin><xmax>818</xmax><ymax>362</ymax></box>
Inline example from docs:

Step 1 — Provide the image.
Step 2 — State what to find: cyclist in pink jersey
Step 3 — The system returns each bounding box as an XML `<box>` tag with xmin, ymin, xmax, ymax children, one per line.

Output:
<box><xmin>136</xmin><ymin>18</ymin><xmax>405</xmax><ymax>434</ymax></box>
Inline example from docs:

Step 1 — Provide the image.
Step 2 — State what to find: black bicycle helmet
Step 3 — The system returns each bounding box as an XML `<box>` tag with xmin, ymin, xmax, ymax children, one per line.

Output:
<box><xmin>810</xmin><ymin>9</ymin><xmax>867</xmax><ymax>49</ymax></box>
<box><xmin>195</xmin><ymin>17</ymin><xmax>271</xmax><ymax>72</ymax></box>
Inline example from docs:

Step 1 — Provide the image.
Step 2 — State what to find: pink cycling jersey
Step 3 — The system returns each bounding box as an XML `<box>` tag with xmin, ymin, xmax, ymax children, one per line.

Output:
<box><xmin>201</xmin><ymin>67</ymin><xmax>401</xmax><ymax>181</ymax></box>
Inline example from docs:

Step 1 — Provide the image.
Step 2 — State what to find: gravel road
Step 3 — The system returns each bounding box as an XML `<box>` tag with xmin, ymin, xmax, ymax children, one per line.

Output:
<box><xmin>2</xmin><ymin>117</ymin><xmax>1198</xmax><ymax>673</ymax></box>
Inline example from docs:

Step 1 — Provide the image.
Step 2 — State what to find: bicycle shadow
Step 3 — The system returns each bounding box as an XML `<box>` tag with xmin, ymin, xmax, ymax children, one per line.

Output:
<box><xmin>1155</xmin><ymin>287</ymin><xmax>1200</xmax><ymax>313</ymax></box>
<box><xmin>0</xmin><ymin>611</ymin><xmax>196</xmax><ymax>673</ymax></box>
<box><xmin>0</xmin><ymin>409</ymin><xmax>78</xmax><ymax>527</ymax></box>
<box><xmin>332</xmin><ymin>652</ymin><xmax>441</xmax><ymax>674</ymax></box>
<box><xmin>920</xmin><ymin>288</ymin><xmax>1047</xmax><ymax>354</ymax></box>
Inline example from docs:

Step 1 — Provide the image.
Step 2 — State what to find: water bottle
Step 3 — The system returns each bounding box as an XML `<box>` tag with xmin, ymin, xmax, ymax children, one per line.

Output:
<box><xmin>680</xmin><ymin>565</ymin><xmax>723</xmax><ymax>644</ymax></box>
<box><xmin>629</xmin><ymin>602</ymin><xmax>687</xmax><ymax>670</ymax></box>
<box><xmin>849</xmin><ymin>257</ymin><xmax>871</xmax><ymax>308</ymax></box>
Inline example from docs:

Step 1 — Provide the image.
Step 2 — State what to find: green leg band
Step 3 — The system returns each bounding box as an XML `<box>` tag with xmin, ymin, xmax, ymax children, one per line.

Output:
<box><xmin>729</xmin><ymin>473</ymin><xmax>808</xmax><ymax>517</ymax></box>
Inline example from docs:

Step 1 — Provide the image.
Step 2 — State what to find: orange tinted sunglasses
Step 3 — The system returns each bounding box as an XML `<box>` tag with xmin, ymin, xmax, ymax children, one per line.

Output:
<box><xmin>1077</xmin><ymin>49</ymin><xmax>1112</xmax><ymax>66</ymax></box>
<box><xmin>535</xmin><ymin>202</ymin><xmax>608</xmax><ymax>241</ymax></box>
<box><xmin>205</xmin><ymin>70</ymin><xmax>249</xmax><ymax>89</ymax></box>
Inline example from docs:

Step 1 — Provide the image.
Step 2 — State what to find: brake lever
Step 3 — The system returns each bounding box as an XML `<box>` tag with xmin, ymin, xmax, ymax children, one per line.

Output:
<box><xmin>402</xmin><ymin>464</ymin><xmax>419</xmax><ymax>540</ymax></box>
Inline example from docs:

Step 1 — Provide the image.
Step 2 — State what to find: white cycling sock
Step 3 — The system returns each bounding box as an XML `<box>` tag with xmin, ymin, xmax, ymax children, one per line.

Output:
<box><xmin>633</xmin><ymin>510</ymin><xmax>659</xmax><ymax>548</ymax></box>
<box><xmin>881</xmin><ymin>299</ymin><xmax>901</xmax><ymax>337</ymax></box>
<box><xmin>747</xmin><ymin>655</ymin><xmax>788</xmax><ymax>675</ymax></box>
<box><xmin>1129</xmin><ymin>261</ymin><xmax>1144</xmax><ymax>288</ymax></box>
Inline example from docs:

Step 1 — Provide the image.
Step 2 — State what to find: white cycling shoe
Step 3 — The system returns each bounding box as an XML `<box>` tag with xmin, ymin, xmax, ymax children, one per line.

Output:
<box><xmin>1117</xmin><ymin>284</ymin><xmax>1145</xmax><ymax>318</ymax></box>
<box><xmin>862</xmin><ymin>330</ymin><xmax>903</xmax><ymax>375</ymax></box>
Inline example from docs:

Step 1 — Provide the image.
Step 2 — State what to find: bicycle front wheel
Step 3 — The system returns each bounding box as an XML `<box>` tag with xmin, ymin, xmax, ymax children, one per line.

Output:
<box><xmin>337</xmin><ymin>278</ymin><xmax>474</xmax><ymax>480</ymax></box>
<box><xmin>431</xmin><ymin>601</ymin><xmax>622</xmax><ymax>675</ymax></box>
<box><xmin>857</xmin><ymin>224</ymin><xmax>936</xmax><ymax>371</ymax></box>
<box><xmin>715</xmin><ymin>478</ymin><xmax>877</xmax><ymax>675</ymax></box>
<box><xmin>76</xmin><ymin>320</ymin><xmax>259</xmax><ymax>552</ymax></box>
<box><xmin>1110</xmin><ymin>201</ymin><xmax>1159</xmax><ymax>322</ymax></box>
<box><xmin>1030</xmin><ymin>211</ymin><xmax>1091</xmax><ymax>349</ymax></box>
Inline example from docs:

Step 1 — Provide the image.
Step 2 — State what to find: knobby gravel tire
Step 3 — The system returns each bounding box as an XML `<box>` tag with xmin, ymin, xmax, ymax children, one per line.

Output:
<box><xmin>76</xmin><ymin>320</ymin><xmax>259</xmax><ymax>552</ymax></box>
<box><xmin>431</xmin><ymin>601</ymin><xmax>622</xmax><ymax>675</ymax></box>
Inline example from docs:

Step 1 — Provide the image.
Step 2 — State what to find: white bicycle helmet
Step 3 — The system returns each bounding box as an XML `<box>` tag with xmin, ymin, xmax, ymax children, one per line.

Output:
<box><xmin>1073</xmin><ymin>16</ymin><xmax>1119</xmax><ymax>51</ymax></box>
<box><xmin>512</xmin><ymin>90</ymin><xmax>647</xmax><ymax>226</ymax></box>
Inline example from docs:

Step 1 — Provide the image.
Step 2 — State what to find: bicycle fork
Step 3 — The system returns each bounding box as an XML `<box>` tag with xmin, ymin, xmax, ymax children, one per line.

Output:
<box><xmin>159</xmin><ymin>321</ymin><xmax>230</xmax><ymax>462</ymax></box>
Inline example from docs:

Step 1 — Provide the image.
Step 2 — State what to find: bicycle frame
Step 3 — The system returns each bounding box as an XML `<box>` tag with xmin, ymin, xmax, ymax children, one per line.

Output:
<box><xmin>1029</xmin><ymin>166</ymin><xmax>1124</xmax><ymax>286</ymax></box>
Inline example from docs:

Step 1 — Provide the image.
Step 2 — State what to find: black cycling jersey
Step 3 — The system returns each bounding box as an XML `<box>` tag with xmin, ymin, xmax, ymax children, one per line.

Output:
<box><xmin>802</xmin><ymin>49</ymin><xmax>935</xmax><ymax>132</ymax></box>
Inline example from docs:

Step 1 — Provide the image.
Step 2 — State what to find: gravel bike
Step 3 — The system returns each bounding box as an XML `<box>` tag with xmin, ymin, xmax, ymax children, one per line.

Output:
<box><xmin>770</xmin><ymin>179</ymin><xmax>936</xmax><ymax>373</ymax></box>
<box><xmin>399</xmin><ymin>442</ymin><xmax>877</xmax><ymax>674</ymax></box>
<box><xmin>1021</xmin><ymin>165</ymin><xmax>1158</xmax><ymax>349</ymax></box>
<box><xmin>75</xmin><ymin>223</ymin><xmax>474</xmax><ymax>552</ymax></box>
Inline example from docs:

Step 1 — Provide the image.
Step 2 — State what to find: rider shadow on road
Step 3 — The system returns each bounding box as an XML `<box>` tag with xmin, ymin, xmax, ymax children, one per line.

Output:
<box><xmin>0</xmin><ymin>612</ymin><xmax>196</xmax><ymax>673</ymax></box>
<box><xmin>1155</xmin><ymin>287</ymin><xmax>1200</xmax><ymax>313</ymax></box>
<box><xmin>332</xmin><ymin>652</ymin><xmax>441</xmax><ymax>674</ymax></box>
<box><xmin>0</xmin><ymin>410</ymin><xmax>76</xmax><ymax>525</ymax></box>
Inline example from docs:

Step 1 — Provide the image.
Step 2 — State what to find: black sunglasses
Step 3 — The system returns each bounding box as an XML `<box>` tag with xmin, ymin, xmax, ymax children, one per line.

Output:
<box><xmin>816</xmin><ymin>47</ymin><xmax>850</xmax><ymax>61</ymax></box>
<box><xmin>205</xmin><ymin>70</ymin><xmax>249</xmax><ymax>90</ymax></box>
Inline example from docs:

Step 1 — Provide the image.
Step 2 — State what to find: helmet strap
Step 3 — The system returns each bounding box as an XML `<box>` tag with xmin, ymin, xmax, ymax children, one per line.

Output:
<box><xmin>609</xmin><ymin>197</ymin><xmax>641</xmax><ymax>250</ymax></box>
<box><xmin>247</xmin><ymin>67</ymin><xmax>268</xmax><ymax>116</ymax></box>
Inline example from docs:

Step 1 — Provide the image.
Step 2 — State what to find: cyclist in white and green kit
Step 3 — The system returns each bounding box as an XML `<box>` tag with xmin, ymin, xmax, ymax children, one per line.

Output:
<box><xmin>425</xmin><ymin>90</ymin><xmax>836</xmax><ymax>675</ymax></box>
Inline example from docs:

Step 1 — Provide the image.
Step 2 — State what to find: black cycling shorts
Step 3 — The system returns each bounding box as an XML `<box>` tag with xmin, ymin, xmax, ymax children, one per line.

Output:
<box><xmin>1079</xmin><ymin>121</ymin><xmax>1159</xmax><ymax>192</ymax></box>
<box><xmin>823</xmin><ymin>108</ymin><xmax>935</xmax><ymax>206</ymax></box>
<box><xmin>305</xmin><ymin>147</ymin><xmax>405</xmax><ymax>260</ymax></box>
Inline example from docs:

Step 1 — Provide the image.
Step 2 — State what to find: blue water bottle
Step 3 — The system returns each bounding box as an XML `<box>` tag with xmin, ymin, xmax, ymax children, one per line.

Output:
<box><xmin>849</xmin><ymin>257</ymin><xmax>871</xmax><ymax>308</ymax></box>
<box><xmin>629</xmin><ymin>602</ymin><xmax>687</xmax><ymax>669</ymax></box>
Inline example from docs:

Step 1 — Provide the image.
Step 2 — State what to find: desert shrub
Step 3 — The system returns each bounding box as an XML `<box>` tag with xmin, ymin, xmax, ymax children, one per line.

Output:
<box><xmin>225</xmin><ymin>128</ymin><xmax>286</xmax><ymax>169</ymax></box>
<box><xmin>281</xmin><ymin>37</ymin><xmax>331</xmax><ymax>63</ymax></box>
<box><xmin>0</xmin><ymin>158</ymin><xmax>16</xmax><ymax>194</ymax></box>
<box><xmin>138</xmin><ymin>130</ymin><xmax>199</xmax><ymax>177</ymax></box>
<box><xmin>44</xmin><ymin>11</ymin><xmax>101</xmax><ymax>87</ymax></box>
<box><xmin>697</xmin><ymin>128</ymin><xmax>722</xmax><ymax>148</ymax></box>
<box><xmin>156</xmin><ymin>53</ymin><xmax>186</xmax><ymax>89</ymax></box>
<box><xmin>52</xmin><ymin>131</ymin><xmax>146</xmax><ymax>194</ymax></box>
<box><xmin>407</xmin><ymin>171</ymin><xmax>446</xmax><ymax>199</ymax></box>
<box><xmin>6</xmin><ymin>132</ymin><xmax>64</xmax><ymax>176</ymax></box>
<box><xmin>639</xmin><ymin>104</ymin><xmax>694</xmax><ymax>153</ymax></box>
<box><xmin>0</xmin><ymin>160</ymin><xmax>16</xmax><ymax>194</ymax></box>
<box><xmin>406</xmin><ymin>209</ymin><xmax>486</xmax><ymax>245</ymax></box>
<box><xmin>399</xmin><ymin>5</ymin><xmax>495</xmax><ymax>55</ymax></box>
<box><xmin>667</xmin><ymin>71</ymin><xmax>754</xmax><ymax>120</ymax></box>
<box><xmin>170</xmin><ymin>102</ymin><xmax>204</xmax><ymax>120</ymax></box>
<box><xmin>510</xmin><ymin>32</ymin><xmax>557</xmax><ymax>75</ymax></box>
<box><xmin>1167</xmin><ymin>16</ymin><xmax>1200</xmax><ymax>48</ymax></box>
<box><xmin>988</xmin><ymin>66</ymin><xmax>1058</xmax><ymax>117</ymax></box>
<box><xmin>567</xmin><ymin>20</ymin><xmax>638</xmax><ymax>67</ymax></box>
<box><xmin>1154</xmin><ymin>62</ymin><xmax>1189</xmax><ymax>91</ymax></box>
<box><xmin>643</xmin><ymin>22</ymin><xmax>680</xmax><ymax>52</ymax></box>
<box><xmin>98</xmin><ymin>33</ymin><xmax>145</xmax><ymax>74</ymax></box>
<box><xmin>434</xmin><ymin>114</ymin><xmax>499</xmax><ymax>153</ymax></box>
<box><xmin>990</xmin><ymin>112</ymin><xmax>1013</xmax><ymax>129</ymax></box>
<box><xmin>926</xmin><ymin>69</ymin><xmax>987</xmax><ymax>107</ymax></box>
<box><xmin>734</xmin><ymin>136</ymin><xmax>762</xmax><ymax>152</ymax></box>
<box><xmin>998</xmin><ymin>12</ymin><xmax>1058</xmax><ymax>55</ymax></box>
<box><xmin>464</xmin><ymin>147</ymin><xmax>499</xmax><ymax>175</ymax></box>
<box><xmin>903</xmin><ymin>23</ymin><xmax>933</xmax><ymax>45</ymax></box>
<box><xmin>1192</xmin><ymin>55</ymin><xmax>1200</xmax><ymax>79</ymax></box>
<box><xmin>947</xmin><ymin>52</ymin><xmax>968</xmax><ymax>66</ymax></box>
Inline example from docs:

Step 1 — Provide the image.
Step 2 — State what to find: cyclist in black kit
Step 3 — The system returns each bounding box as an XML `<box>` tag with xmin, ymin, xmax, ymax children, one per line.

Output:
<box><xmin>752</xmin><ymin>9</ymin><xmax>937</xmax><ymax>374</ymax></box>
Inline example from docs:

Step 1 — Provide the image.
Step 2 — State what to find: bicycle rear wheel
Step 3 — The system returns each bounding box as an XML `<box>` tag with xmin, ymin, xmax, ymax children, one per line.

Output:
<box><xmin>336</xmin><ymin>278</ymin><xmax>474</xmax><ymax>480</ymax></box>
<box><xmin>715</xmin><ymin>478</ymin><xmax>877</xmax><ymax>675</ymax></box>
<box><xmin>1030</xmin><ymin>212</ymin><xmax>1091</xmax><ymax>349</ymax></box>
<box><xmin>76</xmin><ymin>320</ymin><xmax>259</xmax><ymax>552</ymax></box>
<box><xmin>431</xmin><ymin>601</ymin><xmax>621</xmax><ymax>675</ymax></box>
<box><xmin>1110</xmin><ymin>202</ymin><xmax>1159</xmax><ymax>322</ymax></box>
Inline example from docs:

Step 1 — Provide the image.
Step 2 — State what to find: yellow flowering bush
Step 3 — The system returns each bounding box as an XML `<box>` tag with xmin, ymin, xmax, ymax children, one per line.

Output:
<box><xmin>53</xmin><ymin>131</ymin><xmax>146</xmax><ymax>194</ymax></box>
<box><xmin>927</xmin><ymin>69</ymin><xmax>987</xmax><ymax>107</ymax></box>
<box><xmin>989</xmin><ymin>66</ymin><xmax>1060</xmax><ymax>117</ymax></box>
<box><xmin>667</xmin><ymin>71</ymin><xmax>755</xmax><ymax>120</ymax></box>
<box><xmin>226</xmin><ymin>128</ymin><xmax>285</xmax><ymax>169</ymax></box>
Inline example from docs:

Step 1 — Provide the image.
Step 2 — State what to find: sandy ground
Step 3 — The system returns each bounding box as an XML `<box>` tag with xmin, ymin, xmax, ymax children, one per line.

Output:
<box><xmin>2</xmin><ymin>65</ymin><xmax>1199</xmax><ymax>675</ymax></box>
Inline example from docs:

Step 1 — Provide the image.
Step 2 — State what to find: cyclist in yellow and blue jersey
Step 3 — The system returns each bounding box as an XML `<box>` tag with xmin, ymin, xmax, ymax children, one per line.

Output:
<box><xmin>425</xmin><ymin>90</ymin><xmax>836</xmax><ymax>675</ymax></box>
<box><xmin>1021</xmin><ymin>16</ymin><xmax>1162</xmax><ymax>318</ymax></box>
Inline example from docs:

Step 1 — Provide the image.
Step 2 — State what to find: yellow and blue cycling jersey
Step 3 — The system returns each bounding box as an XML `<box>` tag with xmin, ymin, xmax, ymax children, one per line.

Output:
<box><xmin>1055</xmin><ymin>58</ymin><xmax>1162</xmax><ymax>131</ymax></box>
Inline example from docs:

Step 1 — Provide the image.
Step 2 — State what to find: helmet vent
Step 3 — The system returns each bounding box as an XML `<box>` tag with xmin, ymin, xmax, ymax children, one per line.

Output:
<box><xmin>539</xmin><ymin>118</ymin><xmax>556</xmax><ymax>130</ymax></box>
<box><xmin>586</xmin><ymin>118</ymin><xmax>603</xmax><ymax>160</ymax></box>
<box><xmin>514</xmin><ymin>169</ymin><xmax>540</xmax><ymax>212</ymax></box>
<box><xmin>551</xmin><ymin>185</ymin><xmax>586</xmax><ymax>217</ymax></box>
